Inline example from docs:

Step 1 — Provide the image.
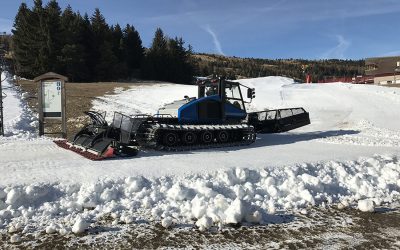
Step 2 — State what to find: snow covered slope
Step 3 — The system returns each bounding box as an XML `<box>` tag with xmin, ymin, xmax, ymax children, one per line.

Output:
<box><xmin>0</xmin><ymin>74</ymin><xmax>399</xmax><ymax>238</ymax></box>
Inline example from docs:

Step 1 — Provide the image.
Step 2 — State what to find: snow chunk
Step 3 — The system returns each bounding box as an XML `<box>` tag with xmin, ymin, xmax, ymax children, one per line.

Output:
<box><xmin>358</xmin><ymin>199</ymin><xmax>375</xmax><ymax>212</ymax></box>
<box><xmin>266</xmin><ymin>200</ymin><xmax>276</xmax><ymax>214</ymax></box>
<box><xmin>337</xmin><ymin>200</ymin><xmax>350</xmax><ymax>210</ymax></box>
<box><xmin>100</xmin><ymin>187</ymin><xmax>118</xmax><ymax>202</ymax></box>
<box><xmin>167</xmin><ymin>183</ymin><xmax>192</xmax><ymax>201</ymax></box>
<box><xmin>45</xmin><ymin>223</ymin><xmax>58</xmax><ymax>234</ymax></box>
<box><xmin>8</xmin><ymin>224</ymin><xmax>21</xmax><ymax>233</ymax></box>
<box><xmin>299</xmin><ymin>189</ymin><xmax>315</xmax><ymax>205</ymax></box>
<box><xmin>245</xmin><ymin>210</ymin><xmax>262</xmax><ymax>224</ymax></box>
<box><xmin>224</xmin><ymin>199</ymin><xmax>245</xmax><ymax>224</ymax></box>
<box><xmin>6</xmin><ymin>189</ymin><xmax>22</xmax><ymax>205</ymax></box>
<box><xmin>126</xmin><ymin>176</ymin><xmax>145</xmax><ymax>192</ymax></box>
<box><xmin>191</xmin><ymin>196</ymin><xmax>207</xmax><ymax>219</ymax></box>
<box><xmin>58</xmin><ymin>226</ymin><xmax>70</xmax><ymax>235</ymax></box>
<box><xmin>72</xmin><ymin>217</ymin><xmax>89</xmax><ymax>234</ymax></box>
<box><xmin>161</xmin><ymin>217</ymin><xmax>173</xmax><ymax>228</ymax></box>
<box><xmin>10</xmin><ymin>234</ymin><xmax>21</xmax><ymax>243</ymax></box>
<box><xmin>196</xmin><ymin>216</ymin><xmax>213</xmax><ymax>231</ymax></box>
<box><xmin>235</xmin><ymin>168</ymin><xmax>249</xmax><ymax>183</ymax></box>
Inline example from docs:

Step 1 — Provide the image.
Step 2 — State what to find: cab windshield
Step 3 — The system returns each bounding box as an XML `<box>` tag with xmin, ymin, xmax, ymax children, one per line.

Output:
<box><xmin>225</xmin><ymin>84</ymin><xmax>245</xmax><ymax>110</ymax></box>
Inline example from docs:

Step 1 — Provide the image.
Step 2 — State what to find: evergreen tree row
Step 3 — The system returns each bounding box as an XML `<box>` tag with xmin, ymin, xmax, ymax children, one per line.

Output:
<box><xmin>12</xmin><ymin>0</ymin><xmax>194</xmax><ymax>83</ymax></box>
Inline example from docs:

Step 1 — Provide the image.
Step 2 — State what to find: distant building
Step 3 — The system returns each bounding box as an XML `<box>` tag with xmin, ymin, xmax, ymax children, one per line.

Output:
<box><xmin>365</xmin><ymin>56</ymin><xmax>400</xmax><ymax>85</ymax></box>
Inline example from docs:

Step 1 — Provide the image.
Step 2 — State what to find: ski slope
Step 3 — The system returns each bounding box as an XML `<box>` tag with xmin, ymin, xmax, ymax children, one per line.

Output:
<box><xmin>0</xmin><ymin>72</ymin><xmax>400</xmax><ymax>240</ymax></box>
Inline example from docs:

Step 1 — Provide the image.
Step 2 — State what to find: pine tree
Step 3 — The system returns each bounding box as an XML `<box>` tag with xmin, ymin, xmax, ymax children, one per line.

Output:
<box><xmin>31</xmin><ymin>0</ymin><xmax>48</xmax><ymax>75</ymax></box>
<box><xmin>79</xmin><ymin>13</ymin><xmax>95</xmax><ymax>81</ymax></box>
<box><xmin>111</xmin><ymin>24</ymin><xmax>127</xmax><ymax>78</ymax></box>
<box><xmin>165</xmin><ymin>37</ymin><xmax>194</xmax><ymax>83</ymax></box>
<box><xmin>90</xmin><ymin>8</ymin><xmax>117</xmax><ymax>81</ymax></box>
<box><xmin>123</xmin><ymin>24</ymin><xmax>144</xmax><ymax>77</ymax></box>
<box><xmin>12</xmin><ymin>3</ymin><xmax>34</xmax><ymax>77</ymax></box>
<box><xmin>59</xmin><ymin>6</ymin><xmax>89</xmax><ymax>81</ymax></box>
<box><xmin>44</xmin><ymin>0</ymin><xmax>63</xmax><ymax>72</ymax></box>
<box><xmin>111</xmin><ymin>24</ymin><xmax>124</xmax><ymax>62</ymax></box>
<box><xmin>143</xmin><ymin>28</ymin><xmax>168</xmax><ymax>81</ymax></box>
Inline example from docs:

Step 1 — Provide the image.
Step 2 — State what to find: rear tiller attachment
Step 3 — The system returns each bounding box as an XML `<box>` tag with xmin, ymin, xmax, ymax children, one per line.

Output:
<box><xmin>54</xmin><ymin>111</ymin><xmax>145</xmax><ymax>160</ymax></box>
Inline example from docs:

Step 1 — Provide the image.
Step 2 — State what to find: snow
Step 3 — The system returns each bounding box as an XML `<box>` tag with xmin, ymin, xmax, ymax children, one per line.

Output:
<box><xmin>72</xmin><ymin>216</ymin><xmax>89</xmax><ymax>234</ymax></box>
<box><xmin>1</xmin><ymin>72</ymin><xmax>38</xmax><ymax>139</ymax></box>
<box><xmin>161</xmin><ymin>217</ymin><xmax>173</xmax><ymax>228</ymax></box>
<box><xmin>196</xmin><ymin>216</ymin><xmax>213</xmax><ymax>231</ymax></box>
<box><xmin>1</xmin><ymin>72</ymin><xmax>400</xmax><ymax>237</ymax></box>
<box><xmin>9</xmin><ymin>234</ymin><xmax>21</xmax><ymax>243</ymax></box>
<box><xmin>224</xmin><ymin>198</ymin><xmax>246</xmax><ymax>224</ymax></box>
<box><xmin>357</xmin><ymin>199</ymin><xmax>375</xmax><ymax>212</ymax></box>
<box><xmin>0</xmin><ymin>155</ymin><xmax>399</xmax><ymax>234</ymax></box>
<box><xmin>45</xmin><ymin>223</ymin><xmax>58</xmax><ymax>234</ymax></box>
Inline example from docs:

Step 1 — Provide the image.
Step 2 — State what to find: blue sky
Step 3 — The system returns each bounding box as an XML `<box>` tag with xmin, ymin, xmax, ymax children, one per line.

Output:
<box><xmin>1</xmin><ymin>0</ymin><xmax>400</xmax><ymax>60</ymax></box>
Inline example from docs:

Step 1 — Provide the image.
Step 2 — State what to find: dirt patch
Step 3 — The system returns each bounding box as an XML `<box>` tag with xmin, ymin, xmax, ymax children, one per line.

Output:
<box><xmin>2</xmin><ymin>206</ymin><xmax>400</xmax><ymax>249</ymax></box>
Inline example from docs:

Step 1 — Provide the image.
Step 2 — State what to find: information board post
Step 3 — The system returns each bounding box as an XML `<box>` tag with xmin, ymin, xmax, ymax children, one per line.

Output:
<box><xmin>34</xmin><ymin>72</ymin><xmax>68</xmax><ymax>138</ymax></box>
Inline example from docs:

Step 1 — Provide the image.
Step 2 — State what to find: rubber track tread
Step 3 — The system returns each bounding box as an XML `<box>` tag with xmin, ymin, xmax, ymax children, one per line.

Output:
<box><xmin>144</xmin><ymin>124</ymin><xmax>256</xmax><ymax>152</ymax></box>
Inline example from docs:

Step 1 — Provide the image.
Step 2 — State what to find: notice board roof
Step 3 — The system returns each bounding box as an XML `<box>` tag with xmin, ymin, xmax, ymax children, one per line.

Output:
<box><xmin>34</xmin><ymin>72</ymin><xmax>68</xmax><ymax>82</ymax></box>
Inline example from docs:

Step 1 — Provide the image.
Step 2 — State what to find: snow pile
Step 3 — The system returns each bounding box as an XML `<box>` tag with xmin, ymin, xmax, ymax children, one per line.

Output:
<box><xmin>0</xmin><ymin>154</ymin><xmax>399</xmax><ymax>235</ymax></box>
<box><xmin>0</xmin><ymin>72</ymin><xmax>38</xmax><ymax>139</ymax></box>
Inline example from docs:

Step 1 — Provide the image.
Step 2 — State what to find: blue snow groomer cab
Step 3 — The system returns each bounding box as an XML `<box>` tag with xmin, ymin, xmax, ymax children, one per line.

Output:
<box><xmin>177</xmin><ymin>78</ymin><xmax>254</xmax><ymax>124</ymax></box>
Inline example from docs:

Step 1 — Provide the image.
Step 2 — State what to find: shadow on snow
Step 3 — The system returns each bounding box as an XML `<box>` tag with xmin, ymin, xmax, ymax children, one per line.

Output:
<box><xmin>117</xmin><ymin>129</ymin><xmax>361</xmax><ymax>160</ymax></box>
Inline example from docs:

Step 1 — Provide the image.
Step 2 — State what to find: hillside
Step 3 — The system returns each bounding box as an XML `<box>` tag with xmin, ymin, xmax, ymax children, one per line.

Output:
<box><xmin>193</xmin><ymin>53</ymin><xmax>365</xmax><ymax>82</ymax></box>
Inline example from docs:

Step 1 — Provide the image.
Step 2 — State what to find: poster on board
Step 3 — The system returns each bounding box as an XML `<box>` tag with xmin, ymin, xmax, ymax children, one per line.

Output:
<box><xmin>42</xmin><ymin>80</ymin><xmax>62</xmax><ymax>118</ymax></box>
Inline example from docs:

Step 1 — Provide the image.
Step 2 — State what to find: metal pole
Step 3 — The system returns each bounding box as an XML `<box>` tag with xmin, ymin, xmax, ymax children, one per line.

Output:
<box><xmin>0</xmin><ymin>67</ymin><xmax>3</xmax><ymax>136</ymax></box>
<box><xmin>38</xmin><ymin>80</ymin><xmax>44</xmax><ymax>136</ymax></box>
<box><xmin>61</xmin><ymin>80</ymin><xmax>67</xmax><ymax>138</ymax></box>
<box><xmin>0</xmin><ymin>34</ymin><xmax>5</xmax><ymax>136</ymax></box>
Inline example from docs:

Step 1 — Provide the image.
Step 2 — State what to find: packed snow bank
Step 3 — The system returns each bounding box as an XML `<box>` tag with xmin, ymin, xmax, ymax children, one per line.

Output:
<box><xmin>1</xmin><ymin>154</ymin><xmax>399</xmax><ymax>234</ymax></box>
<box><xmin>0</xmin><ymin>72</ymin><xmax>38</xmax><ymax>139</ymax></box>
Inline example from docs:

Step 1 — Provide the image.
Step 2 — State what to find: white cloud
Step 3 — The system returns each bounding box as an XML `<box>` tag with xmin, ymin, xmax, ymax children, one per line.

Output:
<box><xmin>202</xmin><ymin>25</ymin><xmax>224</xmax><ymax>55</ymax></box>
<box><xmin>321</xmin><ymin>35</ymin><xmax>350</xmax><ymax>59</ymax></box>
